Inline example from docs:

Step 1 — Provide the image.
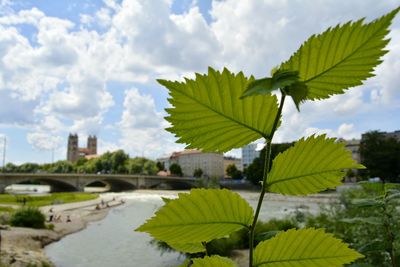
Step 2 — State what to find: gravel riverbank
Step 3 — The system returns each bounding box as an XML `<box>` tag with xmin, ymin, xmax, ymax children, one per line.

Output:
<box><xmin>0</xmin><ymin>195</ymin><xmax>124</xmax><ymax>267</ymax></box>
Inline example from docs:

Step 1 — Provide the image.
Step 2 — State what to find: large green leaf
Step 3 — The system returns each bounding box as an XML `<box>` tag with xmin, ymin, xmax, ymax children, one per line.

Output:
<box><xmin>266</xmin><ymin>134</ymin><xmax>364</xmax><ymax>195</ymax></box>
<box><xmin>158</xmin><ymin>67</ymin><xmax>279</xmax><ymax>152</ymax></box>
<box><xmin>191</xmin><ymin>255</ymin><xmax>238</xmax><ymax>267</ymax></box>
<box><xmin>279</xmin><ymin>8</ymin><xmax>399</xmax><ymax>100</ymax></box>
<box><xmin>253</xmin><ymin>228</ymin><xmax>363</xmax><ymax>266</ymax></box>
<box><xmin>136</xmin><ymin>189</ymin><xmax>253</xmax><ymax>244</ymax></box>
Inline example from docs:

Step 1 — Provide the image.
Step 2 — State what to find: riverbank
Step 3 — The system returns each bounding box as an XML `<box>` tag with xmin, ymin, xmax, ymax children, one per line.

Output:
<box><xmin>0</xmin><ymin>195</ymin><xmax>124</xmax><ymax>267</ymax></box>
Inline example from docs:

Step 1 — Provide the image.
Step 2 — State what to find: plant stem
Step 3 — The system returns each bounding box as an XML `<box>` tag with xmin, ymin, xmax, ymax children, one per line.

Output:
<box><xmin>248</xmin><ymin>94</ymin><xmax>286</xmax><ymax>267</ymax></box>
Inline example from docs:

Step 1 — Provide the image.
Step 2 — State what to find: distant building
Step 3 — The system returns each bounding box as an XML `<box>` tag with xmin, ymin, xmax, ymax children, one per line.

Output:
<box><xmin>361</xmin><ymin>130</ymin><xmax>400</xmax><ymax>142</ymax></box>
<box><xmin>67</xmin><ymin>134</ymin><xmax>97</xmax><ymax>162</ymax></box>
<box><xmin>160</xmin><ymin>149</ymin><xmax>224</xmax><ymax>178</ymax></box>
<box><xmin>242</xmin><ymin>143</ymin><xmax>260</xmax><ymax>169</ymax></box>
<box><xmin>383</xmin><ymin>130</ymin><xmax>400</xmax><ymax>141</ymax></box>
<box><xmin>340</xmin><ymin>139</ymin><xmax>361</xmax><ymax>163</ymax></box>
<box><xmin>223</xmin><ymin>156</ymin><xmax>242</xmax><ymax>177</ymax></box>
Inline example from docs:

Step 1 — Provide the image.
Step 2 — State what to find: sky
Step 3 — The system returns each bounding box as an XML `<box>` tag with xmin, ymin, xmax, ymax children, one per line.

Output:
<box><xmin>0</xmin><ymin>0</ymin><xmax>399</xmax><ymax>165</ymax></box>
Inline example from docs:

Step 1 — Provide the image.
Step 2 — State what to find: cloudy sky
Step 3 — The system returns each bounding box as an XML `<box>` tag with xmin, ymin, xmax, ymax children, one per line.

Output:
<box><xmin>0</xmin><ymin>0</ymin><xmax>399</xmax><ymax>164</ymax></box>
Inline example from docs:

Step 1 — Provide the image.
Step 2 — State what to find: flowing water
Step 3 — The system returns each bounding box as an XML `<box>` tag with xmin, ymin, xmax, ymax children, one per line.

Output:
<box><xmin>45</xmin><ymin>190</ymin><xmax>330</xmax><ymax>267</ymax></box>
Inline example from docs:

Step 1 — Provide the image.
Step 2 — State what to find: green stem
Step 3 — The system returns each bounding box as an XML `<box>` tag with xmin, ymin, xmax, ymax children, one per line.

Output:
<box><xmin>249</xmin><ymin>93</ymin><xmax>286</xmax><ymax>267</ymax></box>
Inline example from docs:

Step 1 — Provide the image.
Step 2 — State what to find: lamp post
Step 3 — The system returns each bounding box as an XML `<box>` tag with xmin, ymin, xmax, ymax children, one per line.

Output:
<box><xmin>1</xmin><ymin>136</ymin><xmax>5</xmax><ymax>171</ymax></box>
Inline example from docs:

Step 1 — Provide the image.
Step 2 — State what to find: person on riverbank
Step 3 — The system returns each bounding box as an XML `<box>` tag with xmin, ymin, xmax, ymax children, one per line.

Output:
<box><xmin>48</xmin><ymin>208</ymin><xmax>54</xmax><ymax>222</ymax></box>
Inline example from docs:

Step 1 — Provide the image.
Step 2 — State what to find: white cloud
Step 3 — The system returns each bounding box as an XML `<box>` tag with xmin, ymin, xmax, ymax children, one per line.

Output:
<box><xmin>303</xmin><ymin>123</ymin><xmax>360</xmax><ymax>140</ymax></box>
<box><xmin>27</xmin><ymin>132</ymin><xmax>63</xmax><ymax>151</ymax></box>
<box><xmin>0</xmin><ymin>0</ymin><xmax>399</xmax><ymax>160</ymax></box>
<box><xmin>119</xmin><ymin>88</ymin><xmax>184</xmax><ymax>158</ymax></box>
<box><xmin>0</xmin><ymin>7</ymin><xmax>44</xmax><ymax>25</ymax></box>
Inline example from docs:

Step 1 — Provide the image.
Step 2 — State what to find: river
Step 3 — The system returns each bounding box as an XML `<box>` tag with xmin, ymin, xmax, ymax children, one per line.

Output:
<box><xmin>45</xmin><ymin>190</ymin><xmax>330</xmax><ymax>267</ymax></box>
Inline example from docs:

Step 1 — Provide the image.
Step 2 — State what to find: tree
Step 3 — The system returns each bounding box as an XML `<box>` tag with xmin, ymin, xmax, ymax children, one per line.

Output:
<box><xmin>144</xmin><ymin>161</ymin><xmax>157</xmax><ymax>175</ymax></box>
<box><xmin>111</xmin><ymin>150</ymin><xmax>129</xmax><ymax>173</ymax></box>
<box><xmin>360</xmin><ymin>131</ymin><xmax>400</xmax><ymax>182</ymax></box>
<box><xmin>193</xmin><ymin>168</ymin><xmax>203</xmax><ymax>178</ymax></box>
<box><xmin>156</xmin><ymin>161</ymin><xmax>165</xmax><ymax>171</ymax></box>
<box><xmin>169</xmin><ymin>163</ymin><xmax>183</xmax><ymax>177</ymax></box>
<box><xmin>226</xmin><ymin>164</ymin><xmax>243</xmax><ymax>180</ymax></box>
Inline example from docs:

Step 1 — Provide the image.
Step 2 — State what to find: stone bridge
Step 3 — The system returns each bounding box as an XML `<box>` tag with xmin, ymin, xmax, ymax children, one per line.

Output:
<box><xmin>0</xmin><ymin>173</ymin><xmax>198</xmax><ymax>193</ymax></box>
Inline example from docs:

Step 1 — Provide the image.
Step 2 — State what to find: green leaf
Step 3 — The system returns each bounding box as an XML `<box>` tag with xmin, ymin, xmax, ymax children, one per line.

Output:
<box><xmin>136</xmin><ymin>189</ymin><xmax>253</xmax><ymax>244</ymax></box>
<box><xmin>351</xmin><ymin>199</ymin><xmax>384</xmax><ymax>208</ymax></box>
<box><xmin>284</xmin><ymin>81</ymin><xmax>308</xmax><ymax>111</ymax></box>
<box><xmin>340</xmin><ymin>217</ymin><xmax>383</xmax><ymax>225</ymax></box>
<box><xmin>266</xmin><ymin>134</ymin><xmax>365</xmax><ymax>195</ymax></box>
<box><xmin>241</xmin><ymin>70</ymin><xmax>299</xmax><ymax>98</ymax></box>
<box><xmin>279</xmin><ymin>8</ymin><xmax>399</xmax><ymax>100</ymax></box>
<box><xmin>158</xmin><ymin>67</ymin><xmax>279</xmax><ymax>152</ymax></box>
<box><xmin>358</xmin><ymin>240</ymin><xmax>385</xmax><ymax>253</ymax></box>
<box><xmin>161</xmin><ymin>197</ymin><xmax>174</xmax><ymax>204</ymax></box>
<box><xmin>168</xmin><ymin>242</ymin><xmax>205</xmax><ymax>253</ymax></box>
<box><xmin>191</xmin><ymin>255</ymin><xmax>238</xmax><ymax>267</ymax></box>
<box><xmin>253</xmin><ymin>228</ymin><xmax>363</xmax><ymax>267</ymax></box>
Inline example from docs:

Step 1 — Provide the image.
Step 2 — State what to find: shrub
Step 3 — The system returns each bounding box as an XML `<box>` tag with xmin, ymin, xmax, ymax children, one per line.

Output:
<box><xmin>10</xmin><ymin>207</ymin><xmax>46</xmax><ymax>229</ymax></box>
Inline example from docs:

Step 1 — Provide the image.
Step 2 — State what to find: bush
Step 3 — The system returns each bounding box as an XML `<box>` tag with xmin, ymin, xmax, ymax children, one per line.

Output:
<box><xmin>10</xmin><ymin>207</ymin><xmax>46</xmax><ymax>229</ymax></box>
<box><xmin>306</xmin><ymin>186</ymin><xmax>400</xmax><ymax>267</ymax></box>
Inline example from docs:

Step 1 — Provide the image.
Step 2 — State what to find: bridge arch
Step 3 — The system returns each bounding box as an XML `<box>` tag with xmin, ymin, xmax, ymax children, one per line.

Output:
<box><xmin>149</xmin><ymin>180</ymin><xmax>195</xmax><ymax>190</ymax></box>
<box><xmin>83</xmin><ymin>178</ymin><xmax>136</xmax><ymax>192</ymax></box>
<box><xmin>6</xmin><ymin>178</ymin><xmax>78</xmax><ymax>192</ymax></box>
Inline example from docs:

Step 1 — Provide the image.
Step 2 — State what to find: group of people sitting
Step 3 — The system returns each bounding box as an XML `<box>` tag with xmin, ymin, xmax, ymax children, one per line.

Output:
<box><xmin>48</xmin><ymin>208</ymin><xmax>71</xmax><ymax>223</ymax></box>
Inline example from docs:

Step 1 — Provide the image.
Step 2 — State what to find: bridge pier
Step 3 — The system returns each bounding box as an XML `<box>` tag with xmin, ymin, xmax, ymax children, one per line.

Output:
<box><xmin>0</xmin><ymin>183</ymin><xmax>6</xmax><ymax>194</ymax></box>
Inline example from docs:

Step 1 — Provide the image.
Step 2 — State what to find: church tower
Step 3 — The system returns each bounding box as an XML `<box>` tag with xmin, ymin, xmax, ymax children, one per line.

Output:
<box><xmin>67</xmin><ymin>134</ymin><xmax>79</xmax><ymax>162</ymax></box>
<box><xmin>87</xmin><ymin>135</ymin><xmax>97</xmax><ymax>155</ymax></box>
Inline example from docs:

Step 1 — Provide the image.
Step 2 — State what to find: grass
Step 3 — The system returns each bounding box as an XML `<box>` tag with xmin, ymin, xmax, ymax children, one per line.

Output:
<box><xmin>0</xmin><ymin>192</ymin><xmax>99</xmax><ymax>207</ymax></box>
<box><xmin>0</xmin><ymin>206</ymin><xmax>14</xmax><ymax>213</ymax></box>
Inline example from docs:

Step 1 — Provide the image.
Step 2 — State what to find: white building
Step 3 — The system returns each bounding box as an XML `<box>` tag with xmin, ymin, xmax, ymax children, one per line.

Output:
<box><xmin>344</xmin><ymin>139</ymin><xmax>361</xmax><ymax>163</ymax></box>
<box><xmin>242</xmin><ymin>143</ymin><xmax>261</xmax><ymax>169</ymax></box>
<box><xmin>164</xmin><ymin>149</ymin><xmax>224</xmax><ymax>178</ymax></box>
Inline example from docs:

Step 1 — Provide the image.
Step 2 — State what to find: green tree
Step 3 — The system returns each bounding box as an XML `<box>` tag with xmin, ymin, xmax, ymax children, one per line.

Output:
<box><xmin>226</xmin><ymin>164</ymin><xmax>243</xmax><ymax>180</ymax></box>
<box><xmin>193</xmin><ymin>168</ymin><xmax>203</xmax><ymax>178</ymax></box>
<box><xmin>111</xmin><ymin>150</ymin><xmax>129</xmax><ymax>173</ymax></box>
<box><xmin>169</xmin><ymin>163</ymin><xmax>183</xmax><ymax>177</ymax></box>
<box><xmin>49</xmin><ymin>160</ymin><xmax>74</xmax><ymax>173</ymax></box>
<box><xmin>360</xmin><ymin>131</ymin><xmax>400</xmax><ymax>182</ymax></box>
<box><xmin>143</xmin><ymin>160</ymin><xmax>157</xmax><ymax>175</ymax></box>
<box><xmin>156</xmin><ymin>161</ymin><xmax>165</xmax><ymax>171</ymax></box>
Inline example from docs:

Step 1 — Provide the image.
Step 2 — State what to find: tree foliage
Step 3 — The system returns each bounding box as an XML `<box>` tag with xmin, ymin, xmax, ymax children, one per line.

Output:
<box><xmin>193</xmin><ymin>168</ymin><xmax>203</xmax><ymax>178</ymax></box>
<box><xmin>226</xmin><ymin>164</ymin><xmax>243</xmax><ymax>180</ymax></box>
<box><xmin>169</xmin><ymin>163</ymin><xmax>183</xmax><ymax>177</ymax></box>
<box><xmin>360</xmin><ymin>131</ymin><xmax>400</xmax><ymax>182</ymax></box>
<box><xmin>2</xmin><ymin>150</ymin><xmax>158</xmax><ymax>175</ymax></box>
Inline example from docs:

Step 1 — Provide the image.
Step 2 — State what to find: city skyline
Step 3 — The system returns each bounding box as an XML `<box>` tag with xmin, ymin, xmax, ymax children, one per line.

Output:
<box><xmin>0</xmin><ymin>0</ymin><xmax>399</xmax><ymax>164</ymax></box>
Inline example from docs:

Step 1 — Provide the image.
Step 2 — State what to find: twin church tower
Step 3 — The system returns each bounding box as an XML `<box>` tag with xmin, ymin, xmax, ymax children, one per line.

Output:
<box><xmin>67</xmin><ymin>134</ymin><xmax>97</xmax><ymax>162</ymax></box>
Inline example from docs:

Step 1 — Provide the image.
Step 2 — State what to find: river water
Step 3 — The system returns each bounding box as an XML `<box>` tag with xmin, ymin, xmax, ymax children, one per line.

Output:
<box><xmin>45</xmin><ymin>190</ymin><xmax>328</xmax><ymax>267</ymax></box>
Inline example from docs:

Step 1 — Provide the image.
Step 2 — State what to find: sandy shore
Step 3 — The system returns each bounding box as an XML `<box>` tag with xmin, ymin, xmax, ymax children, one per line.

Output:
<box><xmin>0</xmin><ymin>195</ymin><xmax>124</xmax><ymax>267</ymax></box>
